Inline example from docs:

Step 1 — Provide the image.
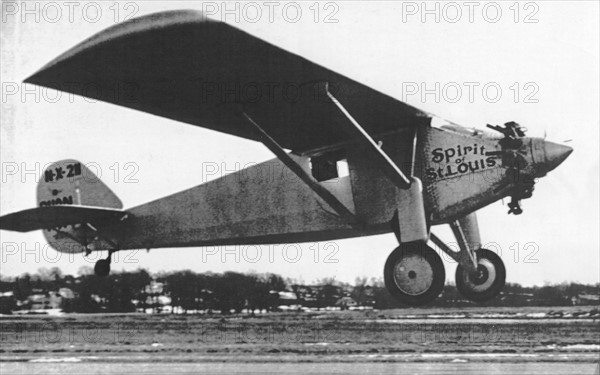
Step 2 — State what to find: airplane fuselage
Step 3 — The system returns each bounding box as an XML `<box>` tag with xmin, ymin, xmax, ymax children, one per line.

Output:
<box><xmin>37</xmin><ymin>122</ymin><xmax>569</xmax><ymax>255</ymax></box>
<box><xmin>78</xmin><ymin>125</ymin><xmax>514</xmax><ymax>252</ymax></box>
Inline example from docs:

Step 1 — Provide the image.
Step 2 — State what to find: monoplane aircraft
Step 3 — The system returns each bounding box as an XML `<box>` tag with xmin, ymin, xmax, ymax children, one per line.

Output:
<box><xmin>0</xmin><ymin>10</ymin><xmax>573</xmax><ymax>305</ymax></box>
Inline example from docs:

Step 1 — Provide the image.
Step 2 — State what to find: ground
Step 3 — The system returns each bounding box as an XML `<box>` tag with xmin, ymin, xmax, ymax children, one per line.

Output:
<box><xmin>0</xmin><ymin>306</ymin><xmax>598</xmax><ymax>374</ymax></box>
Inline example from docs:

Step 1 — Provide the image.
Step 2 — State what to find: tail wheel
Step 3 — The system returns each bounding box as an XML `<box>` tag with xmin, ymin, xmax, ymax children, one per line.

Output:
<box><xmin>384</xmin><ymin>242</ymin><xmax>445</xmax><ymax>306</ymax></box>
<box><xmin>456</xmin><ymin>248</ymin><xmax>505</xmax><ymax>303</ymax></box>
<box><xmin>94</xmin><ymin>258</ymin><xmax>111</xmax><ymax>277</ymax></box>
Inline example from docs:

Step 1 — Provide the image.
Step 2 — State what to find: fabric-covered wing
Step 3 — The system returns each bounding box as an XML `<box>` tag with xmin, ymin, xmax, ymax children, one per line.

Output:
<box><xmin>0</xmin><ymin>206</ymin><xmax>126</xmax><ymax>233</ymax></box>
<box><xmin>25</xmin><ymin>10</ymin><xmax>430</xmax><ymax>153</ymax></box>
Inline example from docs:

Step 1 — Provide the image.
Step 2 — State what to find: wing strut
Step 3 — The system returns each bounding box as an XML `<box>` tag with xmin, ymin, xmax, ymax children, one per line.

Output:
<box><xmin>325</xmin><ymin>83</ymin><xmax>412</xmax><ymax>190</ymax></box>
<box><xmin>241</xmin><ymin>112</ymin><xmax>361</xmax><ymax>229</ymax></box>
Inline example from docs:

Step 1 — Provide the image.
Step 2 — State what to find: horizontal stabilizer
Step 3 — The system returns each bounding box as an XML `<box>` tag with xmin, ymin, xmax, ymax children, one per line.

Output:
<box><xmin>0</xmin><ymin>206</ymin><xmax>127</xmax><ymax>233</ymax></box>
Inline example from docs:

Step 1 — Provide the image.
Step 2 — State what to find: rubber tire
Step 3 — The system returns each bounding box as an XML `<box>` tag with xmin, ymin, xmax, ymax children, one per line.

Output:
<box><xmin>384</xmin><ymin>242</ymin><xmax>446</xmax><ymax>306</ymax></box>
<box><xmin>94</xmin><ymin>259</ymin><xmax>111</xmax><ymax>277</ymax></box>
<box><xmin>455</xmin><ymin>248</ymin><xmax>506</xmax><ymax>303</ymax></box>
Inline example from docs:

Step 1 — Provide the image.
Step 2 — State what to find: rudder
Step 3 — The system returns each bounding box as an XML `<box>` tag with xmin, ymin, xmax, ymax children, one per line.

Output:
<box><xmin>37</xmin><ymin>160</ymin><xmax>122</xmax><ymax>253</ymax></box>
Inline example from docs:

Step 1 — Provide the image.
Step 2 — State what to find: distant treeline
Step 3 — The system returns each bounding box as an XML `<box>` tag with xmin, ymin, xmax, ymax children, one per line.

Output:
<box><xmin>0</xmin><ymin>267</ymin><xmax>598</xmax><ymax>314</ymax></box>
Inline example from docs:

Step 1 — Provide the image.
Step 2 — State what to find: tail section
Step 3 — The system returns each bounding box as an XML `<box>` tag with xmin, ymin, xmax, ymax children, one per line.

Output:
<box><xmin>37</xmin><ymin>160</ymin><xmax>122</xmax><ymax>253</ymax></box>
<box><xmin>37</xmin><ymin>160</ymin><xmax>122</xmax><ymax>209</ymax></box>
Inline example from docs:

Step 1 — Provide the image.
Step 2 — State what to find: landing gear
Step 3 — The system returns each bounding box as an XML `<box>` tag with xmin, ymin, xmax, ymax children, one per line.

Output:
<box><xmin>83</xmin><ymin>226</ymin><xmax>119</xmax><ymax>278</ymax></box>
<box><xmin>428</xmin><ymin>213</ymin><xmax>507</xmax><ymax>304</ymax></box>
<box><xmin>455</xmin><ymin>249</ymin><xmax>505</xmax><ymax>302</ymax></box>
<box><xmin>93</xmin><ymin>252</ymin><xmax>113</xmax><ymax>277</ymax></box>
<box><xmin>384</xmin><ymin>242</ymin><xmax>445</xmax><ymax>306</ymax></box>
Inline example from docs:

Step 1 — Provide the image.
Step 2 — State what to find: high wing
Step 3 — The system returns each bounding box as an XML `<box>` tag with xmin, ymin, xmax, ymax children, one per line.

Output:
<box><xmin>0</xmin><ymin>206</ymin><xmax>127</xmax><ymax>233</ymax></box>
<box><xmin>25</xmin><ymin>10</ymin><xmax>431</xmax><ymax>154</ymax></box>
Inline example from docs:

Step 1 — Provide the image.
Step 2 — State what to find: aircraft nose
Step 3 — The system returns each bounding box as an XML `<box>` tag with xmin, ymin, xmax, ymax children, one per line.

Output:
<box><xmin>544</xmin><ymin>141</ymin><xmax>573</xmax><ymax>172</ymax></box>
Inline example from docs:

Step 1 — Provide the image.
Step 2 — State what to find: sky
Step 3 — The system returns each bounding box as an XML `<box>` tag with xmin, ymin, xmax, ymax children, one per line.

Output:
<box><xmin>1</xmin><ymin>1</ymin><xmax>598</xmax><ymax>286</ymax></box>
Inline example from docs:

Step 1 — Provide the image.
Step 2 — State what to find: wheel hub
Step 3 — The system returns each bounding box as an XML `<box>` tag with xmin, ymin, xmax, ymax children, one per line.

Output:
<box><xmin>465</xmin><ymin>258</ymin><xmax>496</xmax><ymax>292</ymax></box>
<box><xmin>472</xmin><ymin>265</ymin><xmax>489</xmax><ymax>285</ymax></box>
<box><xmin>393</xmin><ymin>254</ymin><xmax>434</xmax><ymax>296</ymax></box>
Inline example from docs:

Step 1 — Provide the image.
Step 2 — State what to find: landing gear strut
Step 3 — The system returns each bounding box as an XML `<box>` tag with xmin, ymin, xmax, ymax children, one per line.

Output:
<box><xmin>81</xmin><ymin>224</ymin><xmax>118</xmax><ymax>278</ymax></box>
<box><xmin>430</xmin><ymin>214</ymin><xmax>506</xmax><ymax>303</ymax></box>
<box><xmin>94</xmin><ymin>251</ymin><xmax>114</xmax><ymax>277</ymax></box>
<box><xmin>384</xmin><ymin>242</ymin><xmax>445</xmax><ymax>306</ymax></box>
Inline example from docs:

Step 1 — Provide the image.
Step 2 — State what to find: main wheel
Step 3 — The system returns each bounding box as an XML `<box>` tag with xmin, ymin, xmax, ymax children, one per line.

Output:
<box><xmin>384</xmin><ymin>243</ymin><xmax>445</xmax><ymax>306</ymax></box>
<box><xmin>455</xmin><ymin>248</ymin><xmax>505</xmax><ymax>303</ymax></box>
<box><xmin>94</xmin><ymin>258</ymin><xmax>111</xmax><ymax>277</ymax></box>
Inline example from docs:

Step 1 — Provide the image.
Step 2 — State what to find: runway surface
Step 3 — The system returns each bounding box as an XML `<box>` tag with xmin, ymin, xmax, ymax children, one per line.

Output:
<box><xmin>2</xmin><ymin>307</ymin><xmax>598</xmax><ymax>374</ymax></box>
<box><xmin>1</xmin><ymin>362</ymin><xmax>599</xmax><ymax>375</ymax></box>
